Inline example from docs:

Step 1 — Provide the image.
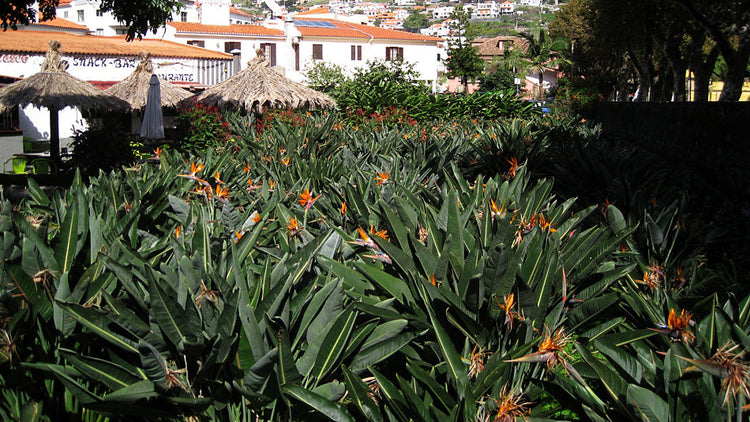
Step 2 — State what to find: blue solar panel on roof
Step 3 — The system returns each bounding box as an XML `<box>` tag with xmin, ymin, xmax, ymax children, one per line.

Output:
<box><xmin>295</xmin><ymin>20</ymin><xmax>336</xmax><ymax>28</ymax></box>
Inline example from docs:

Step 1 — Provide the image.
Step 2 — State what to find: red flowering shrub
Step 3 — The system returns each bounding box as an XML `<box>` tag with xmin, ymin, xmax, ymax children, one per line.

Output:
<box><xmin>173</xmin><ymin>101</ymin><xmax>231</xmax><ymax>153</ymax></box>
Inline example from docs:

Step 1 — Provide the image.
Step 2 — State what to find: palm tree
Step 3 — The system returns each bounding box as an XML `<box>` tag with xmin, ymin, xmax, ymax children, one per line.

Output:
<box><xmin>518</xmin><ymin>29</ymin><xmax>570</xmax><ymax>100</ymax></box>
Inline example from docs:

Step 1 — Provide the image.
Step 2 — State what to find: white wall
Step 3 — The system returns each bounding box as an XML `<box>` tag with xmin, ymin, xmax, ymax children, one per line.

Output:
<box><xmin>293</xmin><ymin>37</ymin><xmax>440</xmax><ymax>86</ymax></box>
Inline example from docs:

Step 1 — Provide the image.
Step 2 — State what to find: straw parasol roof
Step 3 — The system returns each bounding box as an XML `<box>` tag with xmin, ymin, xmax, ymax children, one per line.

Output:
<box><xmin>0</xmin><ymin>40</ymin><xmax>128</xmax><ymax>167</ymax></box>
<box><xmin>0</xmin><ymin>40</ymin><xmax>128</xmax><ymax>113</ymax></box>
<box><xmin>188</xmin><ymin>49</ymin><xmax>335</xmax><ymax>113</ymax></box>
<box><xmin>105</xmin><ymin>52</ymin><xmax>193</xmax><ymax>110</ymax></box>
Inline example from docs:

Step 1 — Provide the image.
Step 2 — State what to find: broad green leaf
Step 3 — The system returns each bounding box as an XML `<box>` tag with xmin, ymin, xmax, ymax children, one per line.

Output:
<box><xmin>282</xmin><ymin>384</ymin><xmax>355</xmax><ymax>422</ymax></box>
<box><xmin>342</xmin><ymin>366</ymin><xmax>383</xmax><ymax>422</ymax></box>
<box><xmin>627</xmin><ymin>384</ymin><xmax>668</xmax><ymax>422</ymax></box>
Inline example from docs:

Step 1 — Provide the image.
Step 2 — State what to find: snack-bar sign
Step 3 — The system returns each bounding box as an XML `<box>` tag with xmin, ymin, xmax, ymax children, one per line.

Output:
<box><xmin>70</xmin><ymin>56</ymin><xmax>138</xmax><ymax>69</ymax></box>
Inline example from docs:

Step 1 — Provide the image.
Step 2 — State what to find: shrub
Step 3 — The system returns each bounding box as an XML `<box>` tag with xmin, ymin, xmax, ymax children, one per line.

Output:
<box><xmin>172</xmin><ymin>101</ymin><xmax>231</xmax><ymax>153</ymax></box>
<box><xmin>68</xmin><ymin>126</ymin><xmax>136</xmax><ymax>176</ymax></box>
<box><xmin>554</xmin><ymin>76</ymin><xmax>604</xmax><ymax>115</ymax></box>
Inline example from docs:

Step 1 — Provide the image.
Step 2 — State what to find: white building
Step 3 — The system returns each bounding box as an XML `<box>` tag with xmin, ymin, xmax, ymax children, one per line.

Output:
<box><xmin>468</xmin><ymin>2</ymin><xmax>500</xmax><ymax>19</ymax></box>
<box><xmin>499</xmin><ymin>1</ymin><xmax>515</xmax><ymax>15</ymax></box>
<box><xmin>430</xmin><ymin>6</ymin><xmax>454</xmax><ymax>20</ymax></box>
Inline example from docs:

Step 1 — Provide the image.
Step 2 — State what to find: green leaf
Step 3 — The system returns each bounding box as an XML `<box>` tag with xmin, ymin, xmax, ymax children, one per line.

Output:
<box><xmin>342</xmin><ymin>366</ymin><xmax>383</xmax><ymax>422</ymax></box>
<box><xmin>53</xmin><ymin>198</ymin><xmax>79</xmax><ymax>275</ymax></box>
<box><xmin>101</xmin><ymin>380</ymin><xmax>157</xmax><ymax>402</ymax></box>
<box><xmin>59</xmin><ymin>302</ymin><xmax>138</xmax><ymax>353</ymax></box>
<box><xmin>350</xmin><ymin>331</ymin><xmax>418</xmax><ymax>373</ymax></box>
<box><xmin>420</xmin><ymin>285</ymin><xmax>467</xmax><ymax>391</ymax></box>
<box><xmin>355</xmin><ymin>261</ymin><xmax>414</xmax><ymax>305</ymax></box>
<box><xmin>61</xmin><ymin>349</ymin><xmax>144</xmax><ymax>391</ymax></box>
<box><xmin>282</xmin><ymin>384</ymin><xmax>355</xmax><ymax>422</ymax></box>
<box><xmin>627</xmin><ymin>384</ymin><xmax>668</xmax><ymax>422</ymax></box>
<box><xmin>311</xmin><ymin>309</ymin><xmax>357</xmax><ymax>381</ymax></box>
<box><xmin>148</xmin><ymin>278</ymin><xmax>199</xmax><ymax>351</ymax></box>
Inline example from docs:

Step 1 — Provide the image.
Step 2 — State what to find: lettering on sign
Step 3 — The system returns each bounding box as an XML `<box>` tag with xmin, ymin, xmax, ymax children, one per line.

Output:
<box><xmin>159</xmin><ymin>73</ymin><xmax>194</xmax><ymax>82</ymax></box>
<box><xmin>0</xmin><ymin>54</ymin><xmax>30</xmax><ymax>63</ymax></box>
<box><xmin>70</xmin><ymin>56</ymin><xmax>138</xmax><ymax>68</ymax></box>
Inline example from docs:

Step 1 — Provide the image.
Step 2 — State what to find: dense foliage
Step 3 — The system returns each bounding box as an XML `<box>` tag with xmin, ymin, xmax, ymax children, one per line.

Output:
<box><xmin>1</xmin><ymin>102</ymin><xmax>748</xmax><ymax>421</ymax></box>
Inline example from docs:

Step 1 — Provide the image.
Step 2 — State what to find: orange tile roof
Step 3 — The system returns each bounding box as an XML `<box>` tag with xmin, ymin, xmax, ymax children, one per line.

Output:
<box><xmin>230</xmin><ymin>7</ymin><xmax>253</xmax><ymax>17</ymax></box>
<box><xmin>58</xmin><ymin>0</ymin><xmax>73</xmax><ymax>5</ymax></box>
<box><xmin>168</xmin><ymin>22</ymin><xmax>284</xmax><ymax>36</ymax></box>
<box><xmin>35</xmin><ymin>17</ymin><xmax>89</xmax><ymax>30</ymax></box>
<box><xmin>297</xmin><ymin>7</ymin><xmax>332</xmax><ymax>15</ymax></box>
<box><xmin>296</xmin><ymin>19</ymin><xmax>442</xmax><ymax>42</ymax></box>
<box><xmin>0</xmin><ymin>30</ymin><xmax>232</xmax><ymax>60</ymax></box>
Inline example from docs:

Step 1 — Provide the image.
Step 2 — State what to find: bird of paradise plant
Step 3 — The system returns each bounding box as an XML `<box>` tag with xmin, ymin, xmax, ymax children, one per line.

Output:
<box><xmin>652</xmin><ymin>308</ymin><xmax>695</xmax><ymax>343</ymax></box>
<box><xmin>375</xmin><ymin>172</ymin><xmax>390</xmax><ymax>186</ymax></box>
<box><xmin>299</xmin><ymin>188</ymin><xmax>321</xmax><ymax>211</ymax></box>
<box><xmin>496</xmin><ymin>293</ymin><xmax>524</xmax><ymax>328</ymax></box>
<box><xmin>506</xmin><ymin>327</ymin><xmax>584</xmax><ymax>383</ymax></box>
<box><xmin>487</xmin><ymin>385</ymin><xmax>531</xmax><ymax>422</ymax></box>
<box><xmin>676</xmin><ymin>343</ymin><xmax>750</xmax><ymax>408</ymax></box>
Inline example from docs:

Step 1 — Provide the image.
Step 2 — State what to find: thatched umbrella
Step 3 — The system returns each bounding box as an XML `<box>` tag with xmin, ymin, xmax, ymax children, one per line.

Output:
<box><xmin>105</xmin><ymin>52</ymin><xmax>192</xmax><ymax>110</ymax></box>
<box><xmin>188</xmin><ymin>49</ymin><xmax>336</xmax><ymax>114</ymax></box>
<box><xmin>0</xmin><ymin>40</ymin><xmax>129</xmax><ymax>167</ymax></box>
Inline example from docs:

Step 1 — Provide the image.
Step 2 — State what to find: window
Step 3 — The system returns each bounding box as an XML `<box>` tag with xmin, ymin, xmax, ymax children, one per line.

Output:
<box><xmin>181</xmin><ymin>11</ymin><xmax>188</xmax><ymax>22</ymax></box>
<box><xmin>385</xmin><ymin>46</ymin><xmax>403</xmax><ymax>61</ymax></box>
<box><xmin>77</xmin><ymin>10</ymin><xmax>84</xmax><ymax>22</ymax></box>
<box><xmin>312</xmin><ymin>44</ymin><xmax>323</xmax><ymax>60</ymax></box>
<box><xmin>187</xmin><ymin>40</ymin><xmax>205</xmax><ymax>48</ymax></box>
<box><xmin>437</xmin><ymin>53</ymin><xmax>441</xmax><ymax>61</ymax></box>
<box><xmin>96</xmin><ymin>28</ymin><xmax>103</xmax><ymax>35</ymax></box>
<box><xmin>350</xmin><ymin>45</ymin><xmax>362</xmax><ymax>61</ymax></box>
<box><xmin>115</xmin><ymin>28</ymin><xmax>127</xmax><ymax>35</ymax></box>
<box><xmin>96</xmin><ymin>9</ymin><xmax>103</xmax><ymax>17</ymax></box>
<box><xmin>63</xmin><ymin>11</ymin><xmax>68</xmax><ymax>18</ymax></box>
<box><xmin>260</xmin><ymin>43</ymin><xmax>277</xmax><ymax>66</ymax></box>
<box><xmin>224</xmin><ymin>42</ymin><xmax>241</xmax><ymax>53</ymax></box>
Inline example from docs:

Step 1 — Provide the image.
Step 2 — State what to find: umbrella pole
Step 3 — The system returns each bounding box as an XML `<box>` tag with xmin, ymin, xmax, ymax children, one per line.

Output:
<box><xmin>49</xmin><ymin>108</ymin><xmax>60</xmax><ymax>170</ymax></box>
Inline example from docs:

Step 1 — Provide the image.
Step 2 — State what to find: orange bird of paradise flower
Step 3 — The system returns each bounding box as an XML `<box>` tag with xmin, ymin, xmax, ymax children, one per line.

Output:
<box><xmin>215</xmin><ymin>185</ymin><xmax>230</xmax><ymax>202</ymax></box>
<box><xmin>153</xmin><ymin>147</ymin><xmax>163</xmax><ymax>159</ymax></box>
<box><xmin>348</xmin><ymin>227</ymin><xmax>377</xmax><ymax>249</ymax></box>
<box><xmin>340</xmin><ymin>202</ymin><xmax>347</xmax><ymax>216</ymax></box>
<box><xmin>287</xmin><ymin>217</ymin><xmax>302</xmax><ymax>237</ymax></box>
<box><xmin>506</xmin><ymin>157</ymin><xmax>519</xmax><ymax>178</ymax></box>
<box><xmin>651</xmin><ymin>308</ymin><xmax>695</xmax><ymax>343</ymax></box>
<box><xmin>506</xmin><ymin>327</ymin><xmax>585</xmax><ymax>384</ymax></box>
<box><xmin>369</xmin><ymin>225</ymin><xmax>389</xmax><ymax>240</ymax></box>
<box><xmin>490</xmin><ymin>385</ymin><xmax>531</xmax><ymax>422</ymax></box>
<box><xmin>375</xmin><ymin>172</ymin><xmax>390</xmax><ymax>186</ymax></box>
<box><xmin>299</xmin><ymin>188</ymin><xmax>321</xmax><ymax>211</ymax></box>
<box><xmin>496</xmin><ymin>293</ymin><xmax>524</xmax><ymax>328</ymax></box>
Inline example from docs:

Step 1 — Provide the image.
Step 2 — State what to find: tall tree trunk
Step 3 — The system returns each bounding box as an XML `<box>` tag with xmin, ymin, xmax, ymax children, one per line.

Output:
<box><xmin>719</xmin><ymin>46</ymin><xmax>750</xmax><ymax>101</ymax></box>
<box><xmin>687</xmin><ymin>28</ymin><xmax>719</xmax><ymax>101</ymax></box>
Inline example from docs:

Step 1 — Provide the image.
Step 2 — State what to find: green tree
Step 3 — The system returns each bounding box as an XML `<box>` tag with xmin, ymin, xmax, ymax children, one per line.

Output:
<box><xmin>304</xmin><ymin>61</ymin><xmax>348</xmax><ymax>94</ymax></box>
<box><xmin>478</xmin><ymin>68</ymin><xmax>514</xmax><ymax>92</ymax></box>
<box><xmin>445</xmin><ymin>5</ymin><xmax>486</xmax><ymax>93</ymax></box>
<box><xmin>518</xmin><ymin>29</ymin><xmax>570</xmax><ymax>100</ymax></box>
<box><xmin>403</xmin><ymin>11</ymin><xmax>430</xmax><ymax>31</ymax></box>
<box><xmin>2</xmin><ymin>0</ymin><xmax>183</xmax><ymax>41</ymax></box>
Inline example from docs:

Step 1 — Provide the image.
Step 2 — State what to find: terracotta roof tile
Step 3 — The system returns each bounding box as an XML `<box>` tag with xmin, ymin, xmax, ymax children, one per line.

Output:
<box><xmin>297</xmin><ymin>7</ymin><xmax>332</xmax><ymax>15</ymax></box>
<box><xmin>35</xmin><ymin>17</ymin><xmax>89</xmax><ymax>30</ymax></box>
<box><xmin>296</xmin><ymin>19</ymin><xmax>442</xmax><ymax>42</ymax></box>
<box><xmin>0</xmin><ymin>30</ymin><xmax>232</xmax><ymax>60</ymax></box>
<box><xmin>168</xmin><ymin>22</ymin><xmax>283</xmax><ymax>36</ymax></box>
<box><xmin>58</xmin><ymin>0</ymin><xmax>73</xmax><ymax>5</ymax></box>
<box><xmin>230</xmin><ymin>7</ymin><xmax>253</xmax><ymax>17</ymax></box>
